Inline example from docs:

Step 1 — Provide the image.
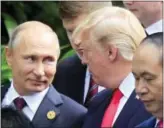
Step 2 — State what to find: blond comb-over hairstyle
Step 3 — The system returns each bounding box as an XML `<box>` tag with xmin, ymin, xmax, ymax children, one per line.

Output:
<box><xmin>73</xmin><ymin>7</ymin><xmax>146</xmax><ymax>61</ymax></box>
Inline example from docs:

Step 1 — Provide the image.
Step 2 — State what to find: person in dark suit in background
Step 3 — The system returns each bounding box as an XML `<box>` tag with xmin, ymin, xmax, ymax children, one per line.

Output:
<box><xmin>1</xmin><ymin>21</ymin><xmax>87</xmax><ymax>128</ymax></box>
<box><xmin>133</xmin><ymin>32</ymin><xmax>163</xmax><ymax>128</ymax></box>
<box><xmin>53</xmin><ymin>1</ymin><xmax>112</xmax><ymax>106</ymax></box>
<box><xmin>72</xmin><ymin>7</ymin><xmax>152</xmax><ymax>128</ymax></box>
<box><xmin>2</xmin><ymin>107</ymin><xmax>34</xmax><ymax>128</ymax></box>
<box><xmin>123</xmin><ymin>1</ymin><xmax>163</xmax><ymax>35</ymax></box>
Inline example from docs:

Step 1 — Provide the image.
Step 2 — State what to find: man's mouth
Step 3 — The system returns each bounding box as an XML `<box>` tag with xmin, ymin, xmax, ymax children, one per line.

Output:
<box><xmin>30</xmin><ymin>79</ymin><xmax>47</xmax><ymax>85</ymax></box>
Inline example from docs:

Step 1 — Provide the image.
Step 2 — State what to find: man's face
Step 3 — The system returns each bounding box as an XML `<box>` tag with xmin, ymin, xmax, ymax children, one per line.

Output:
<box><xmin>132</xmin><ymin>43</ymin><xmax>163</xmax><ymax>118</ymax></box>
<box><xmin>6</xmin><ymin>30</ymin><xmax>59</xmax><ymax>95</ymax></box>
<box><xmin>62</xmin><ymin>14</ymin><xmax>88</xmax><ymax>43</ymax></box>
<box><xmin>72</xmin><ymin>32</ymin><xmax>110</xmax><ymax>86</ymax></box>
<box><xmin>123</xmin><ymin>1</ymin><xmax>161</xmax><ymax>25</ymax></box>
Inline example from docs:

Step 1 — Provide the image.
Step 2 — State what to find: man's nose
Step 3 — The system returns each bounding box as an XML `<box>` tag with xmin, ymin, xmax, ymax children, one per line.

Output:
<box><xmin>81</xmin><ymin>56</ymin><xmax>88</xmax><ymax>65</ymax></box>
<box><xmin>136</xmin><ymin>79</ymin><xmax>148</xmax><ymax>96</ymax></box>
<box><xmin>33</xmin><ymin>63</ymin><xmax>45</xmax><ymax>77</ymax></box>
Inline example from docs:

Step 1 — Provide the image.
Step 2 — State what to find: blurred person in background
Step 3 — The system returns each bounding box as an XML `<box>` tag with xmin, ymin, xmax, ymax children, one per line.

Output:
<box><xmin>2</xmin><ymin>107</ymin><xmax>34</xmax><ymax>128</ymax></box>
<box><xmin>53</xmin><ymin>1</ymin><xmax>112</xmax><ymax>107</ymax></box>
<box><xmin>124</xmin><ymin>1</ymin><xmax>163</xmax><ymax>35</ymax></box>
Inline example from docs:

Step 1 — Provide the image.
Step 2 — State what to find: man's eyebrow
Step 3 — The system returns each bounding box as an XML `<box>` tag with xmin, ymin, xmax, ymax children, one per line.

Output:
<box><xmin>141</xmin><ymin>71</ymin><xmax>156</xmax><ymax>77</ymax></box>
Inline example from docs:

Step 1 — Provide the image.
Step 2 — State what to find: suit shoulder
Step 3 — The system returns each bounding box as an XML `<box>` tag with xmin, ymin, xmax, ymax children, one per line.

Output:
<box><xmin>87</xmin><ymin>89</ymin><xmax>112</xmax><ymax>108</ymax></box>
<box><xmin>136</xmin><ymin>117</ymin><xmax>156</xmax><ymax>128</ymax></box>
<box><xmin>60</xmin><ymin>94</ymin><xmax>87</xmax><ymax>114</ymax></box>
<box><xmin>58</xmin><ymin>54</ymin><xmax>83</xmax><ymax>68</ymax></box>
<box><xmin>55</xmin><ymin>54</ymin><xmax>86</xmax><ymax>77</ymax></box>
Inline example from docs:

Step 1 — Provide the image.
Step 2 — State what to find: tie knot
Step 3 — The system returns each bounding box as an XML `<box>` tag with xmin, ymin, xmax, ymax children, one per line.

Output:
<box><xmin>157</xmin><ymin>120</ymin><xmax>163</xmax><ymax>128</ymax></box>
<box><xmin>90</xmin><ymin>78</ymin><xmax>96</xmax><ymax>86</ymax></box>
<box><xmin>14</xmin><ymin>97</ymin><xmax>27</xmax><ymax>110</ymax></box>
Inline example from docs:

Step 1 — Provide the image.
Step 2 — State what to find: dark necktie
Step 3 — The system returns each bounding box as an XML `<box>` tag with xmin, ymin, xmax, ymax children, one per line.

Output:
<box><xmin>101</xmin><ymin>89</ymin><xmax>123</xmax><ymax>127</ymax></box>
<box><xmin>14</xmin><ymin>97</ymin><xmax>27</xmax><ymax>110</ymax></box>
<box><xmin>157</xmin><ymin>120</ymin><xmax>163</xmax><ymax>128</ymax></box>
<box><xmin>85</xmin><ymin>78</ymin><xmax>98</xmax><ymax>107</ymax></box>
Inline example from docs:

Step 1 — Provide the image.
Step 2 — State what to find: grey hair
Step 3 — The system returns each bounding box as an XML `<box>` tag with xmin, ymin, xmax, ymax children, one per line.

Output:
<box><xmin>141</xmin><ymin>32</ymin><xmax>163</xmax><ymax>66</ymax></box>
<box><xmin>8</xmin><ymin>21</ymin><xmax>53</xmax><ymax>48</ymax></box>
<box><xmin>8</xmin><ymin>21</ymin><xmax>60</xmax><ymax>58</ymax></box>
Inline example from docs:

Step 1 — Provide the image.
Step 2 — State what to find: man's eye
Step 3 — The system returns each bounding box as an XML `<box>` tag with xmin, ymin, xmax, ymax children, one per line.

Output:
<box><xmin>44</xmin><ymin>57</ymin><xmax>55</xmax><ymax>65</ymax></box>
<box><xmin>144</xmin><ymin>77</ymin><xmax>153</xmax><ymax>81</ymax></box>
<box><xmin>24</xmin><ymin>56</ymin><xmax>35</xmax><ymax>62</ymax></box>
<box><xmin>135</xmin><ymin>77</ymin><xmax>140</xmax><ymax>81</ymax></box>
<box><xmin>67</xmin><ymin>30</ymin><xmax>73</xmax><ymax>36</ymax></box>
<box><xmin>78</xmin><ymin>49</ymin><xmax>84</xmax><ymax>56</ymax></box>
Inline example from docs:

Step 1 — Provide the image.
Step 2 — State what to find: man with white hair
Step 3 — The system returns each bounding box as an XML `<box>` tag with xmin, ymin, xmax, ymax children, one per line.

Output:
<box><xmin>72</xmin><ymin>7</ymin><xmax>152</xmax><ymax>128</ymax></box>
<box><xmin>1</xmin><ymin>21</ymin><xmax>87</xmax><ymax>128</ymax></box>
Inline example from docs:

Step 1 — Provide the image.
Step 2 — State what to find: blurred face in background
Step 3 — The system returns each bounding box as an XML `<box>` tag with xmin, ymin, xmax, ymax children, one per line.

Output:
<box><xmin>123</xmin><ymin>1</ymin><xmax>162</xmax><ymax>27</ymax></box>
<box><xmin>62</xmin><ymin>14</ymin><xmax>88</xmax><ymax>43</ymax></box>
<box><xmin>132</xmin><ymin>43</ymin><xmax>163</xmax><ymax>119</ymax></box>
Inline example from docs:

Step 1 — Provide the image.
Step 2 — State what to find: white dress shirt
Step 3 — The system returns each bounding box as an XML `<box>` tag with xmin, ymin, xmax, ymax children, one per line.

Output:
<box><xmin>145</xmin><ymin>19</ymin><xmax>163</xmax><ymax>35</ymax></box>
<box><xmin>2</xmin><ymin>81</ymin><xmax>49</xmax><ymax>121</ymax></box>
<box><xmin>112</xmin><ymin>72</ymin><xmax>135</xmax><ymax>126</ymax></box>
<box><xmin>83</xmin><ymin>67</ymin><xmax>105</xmax><ymax>103</ymax></box>
<box><xmin>155</xmin><ymin>119</ymin><xmax>160</xmax><ymax>127</ymax></box>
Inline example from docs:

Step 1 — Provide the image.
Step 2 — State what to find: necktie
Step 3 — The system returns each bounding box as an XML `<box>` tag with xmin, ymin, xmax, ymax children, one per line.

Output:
<box><xmin>85</xmin><ymin>78</ymin><xmax>98</xmax><ymax>107</ymax></box>
<box><xmin>14</xmin><ymin>97</ymin><xmax>27</xmax><ymax>110</ymax></box>
<box><xmin>101</xmin><ymin>89</ymin><xmax>123</xmax><ymax>128</ymax></box>
<box><xmin>157</xmin><ymin>120</ymin><xmax>163</xmax><ymax>128</ymax></box>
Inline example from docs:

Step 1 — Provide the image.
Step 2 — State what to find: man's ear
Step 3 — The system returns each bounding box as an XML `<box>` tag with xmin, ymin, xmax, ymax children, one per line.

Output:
<box><xmin>5</xmin><ymin>47</ymin><xmax>13</xmax><ymax>67</ymax></box>
<box><xmin>107</xmin><ymin>45</ymin><xmax>118</xmax><ymax>62</ymax></box>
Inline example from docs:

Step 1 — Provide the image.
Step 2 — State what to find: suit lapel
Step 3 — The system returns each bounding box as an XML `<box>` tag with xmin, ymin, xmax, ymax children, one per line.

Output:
<box><xmin>113</xmin><ymin>90</ymin><xmax>140</xmax><ymax>127</ymax></box>
<box><xmin>32</xmin><ymin>86</ymin><xmax>63</xmax><ymax>128</ymax></box>
<box><xmin>138</xmin><ymin>117</ymin><xmax>156</xmax><ymax>128</ymax></box>
<box><xmin>89</xmin><ymin>89</ymin><xmax>114</xmax><ymax>128</ymax></box>
<box><xmin>67</xmin><ymin>56</ymin><xmax>86</xmax><ymax>104</ymax></box>
<box><xmin>146</xmin><ymin>117</ymin><xmax>156</xmax><ymax>127</ymax></box>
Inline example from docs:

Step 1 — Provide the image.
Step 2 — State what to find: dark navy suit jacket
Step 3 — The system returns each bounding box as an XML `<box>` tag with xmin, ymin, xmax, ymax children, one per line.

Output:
<box><xmin>1</xmin><ymin>83</ymin><xmax>87</xmax><ymax>128</ymax></box>
<box><xmin>82</xmin><ymin>89</ymin><xmax>152</xmax><ymax>128</ymax></box>
<box><xmin>53</xmin><ymin>54</ymin><xmax>87</xmax><ymax>105</ymax></box>
<box><xmin>136</xmin><ymin>117</ymin><xmax>157</xmax><ymax>128</ymax></box>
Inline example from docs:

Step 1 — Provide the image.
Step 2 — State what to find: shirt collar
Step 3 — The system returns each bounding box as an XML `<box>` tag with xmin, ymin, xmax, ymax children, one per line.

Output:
<box><xmin>4</xmin><ymin>81</ymin><xmax>20</xmax><ymax>106</ymax></box>
<box><xmin>146</xmin><ymin>19</ymin><xmax>163</xmax><ymax>35</ymax></box>
<box><xmin>5</xmin><ymin>81</ymin><xmax>49</xmax><ymax>114</ymax></box>
<box><xmin>155</xmin><ymin>119</ymin><xmax>160</xmax><ymax>127</ymax></box>
<box><xmin>119</xmin><ymin>72</ymin><xmax>135</xmax><ymax>98</ymax></box>
<box><xmin>23</xmin><ymin>87</ymin><xmax>49</xmax><ymax>114</ymax></box>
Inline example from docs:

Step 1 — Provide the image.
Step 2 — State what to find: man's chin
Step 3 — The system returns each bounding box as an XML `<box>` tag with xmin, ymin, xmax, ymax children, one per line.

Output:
<box><xmin>27</xmin><ymin>86</ymin><xmax>48</xmax><ymax>94</ymax></box>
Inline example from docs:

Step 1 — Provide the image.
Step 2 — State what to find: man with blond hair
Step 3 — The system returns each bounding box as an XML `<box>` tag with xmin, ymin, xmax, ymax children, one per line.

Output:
<box><xmin>1</xmin><ymin>21</ymin><xmax>87</xmax><ymax>128</ymax></box>
<box><xmin>53</xmin><ymin>1</ymin><xmax>112</xmax><ymax>107</ymax></box>
<box><xmin>72</xmin><ymin>7</ymin><xmax>151</xmax><ymax>128</ymax></box>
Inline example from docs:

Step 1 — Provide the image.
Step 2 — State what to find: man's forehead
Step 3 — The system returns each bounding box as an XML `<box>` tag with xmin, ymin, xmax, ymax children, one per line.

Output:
<box><xmin>18</xmin><ymin>21</ymin><xmax>52</xmax><ymax>31</ymax></box>
<box><xmin>12</xmin><ymin>30</ymin><xmax>58</xmax><ymax>51</ymax></box>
